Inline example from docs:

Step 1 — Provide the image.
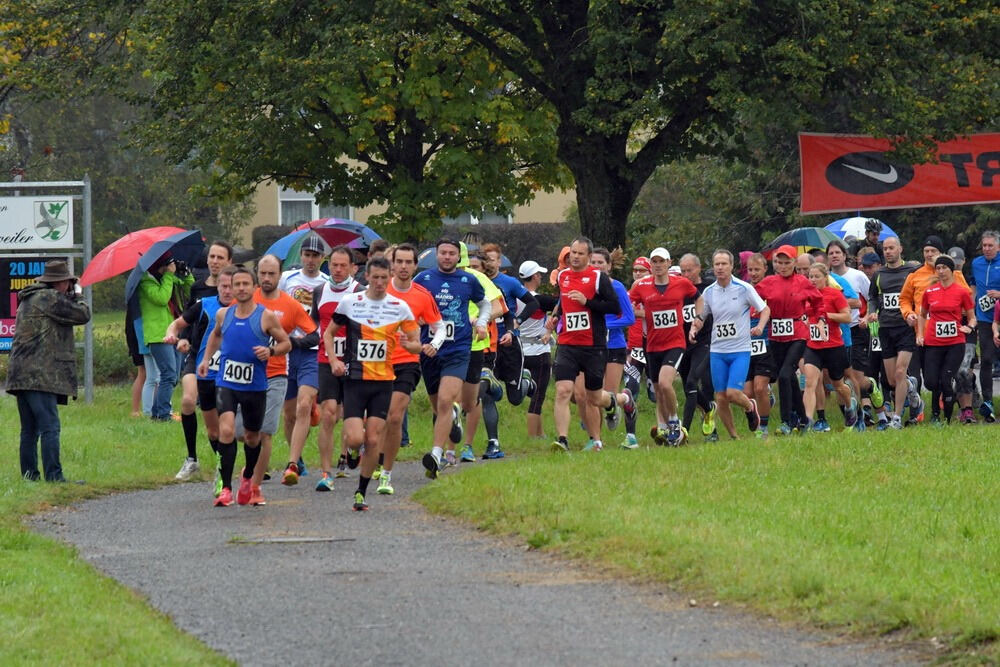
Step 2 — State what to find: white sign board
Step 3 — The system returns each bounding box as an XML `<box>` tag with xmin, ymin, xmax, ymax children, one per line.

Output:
<box><xmin>0</xmin><ymin>197</ymin><xmax>74</xmax><ymax>249</ymax></box>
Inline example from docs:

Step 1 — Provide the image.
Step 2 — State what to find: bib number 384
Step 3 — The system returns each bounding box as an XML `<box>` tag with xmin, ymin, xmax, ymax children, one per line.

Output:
<box><xmin>652</xmin><ymin>309</ymin><xmax>678</xmax><ymax>329</ymax></box>
<box><xmin>223</xmin><ymin>360</ymin><xmax>254</xmax><ymax>385</ymax></box>
<box><xmin>565</xmin><ymin>312</ymin><xmax>591</xmax><ymax>332</ymax></box>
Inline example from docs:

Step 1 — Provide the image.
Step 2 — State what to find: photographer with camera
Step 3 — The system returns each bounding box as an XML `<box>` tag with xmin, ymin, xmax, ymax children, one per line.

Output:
<box><xmin>139</xmin><ymin>251</ymin><xmax>194</xmax><ymax>421</ymax></box>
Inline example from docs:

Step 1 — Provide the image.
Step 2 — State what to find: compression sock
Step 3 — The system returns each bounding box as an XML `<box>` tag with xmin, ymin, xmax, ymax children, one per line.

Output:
<box><xmin>243</xmin><ymin>444</ymin><xmax>260</xmax><ymax>478</ymax></box>
<box><xmin>357</xmin><ymin>475</ymin><xmax>371</xmax><ymax>496</ymax></box>
<box><xmin>182</xmin><ymin>412</ymin><xmax>198</xmax><ymax>460</ymax></box>
<box><xmin>817</xmin><ymin>410</ymin><xmax>826</xmax><ymax>422</ymax></box>
<box><xmin>209</xmin><ymin>438</ymin><xmax>220</xmax><ymax>455</ymax></box>
<box><xmin>378</xmin><ymin>452</ymin><xmax>384</xmax><ymax>467</ymax></box>
<box><xmin>219</xmin><ymin>441</ymin><xmax>237</xmax><ymax>490</ymax></box>
<box><xmin>483</xmin><ymin>396</ymin><xmax>500</xmax><ymax>441</ymax></box>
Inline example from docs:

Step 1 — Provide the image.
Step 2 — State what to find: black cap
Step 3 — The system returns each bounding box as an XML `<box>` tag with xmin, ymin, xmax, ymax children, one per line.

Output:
<box><xmin>861</xmin><ymin>252</ymin><xmax>882</xmax><ymax>266</ymax></box>
<box><xmin>923</xmin><ymin>235</ymin><xmax>944</xmax><ymax>252</ymax></box>
<box><xmin>934</xmin><ymin>255</ymin><xmax>955</xmax><ymax>271</ymax></box>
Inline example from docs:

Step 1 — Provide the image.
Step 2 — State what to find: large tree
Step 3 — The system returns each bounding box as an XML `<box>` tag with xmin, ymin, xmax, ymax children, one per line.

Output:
<box><xmin>118</xmin><ymin>1</ymin><xmax>567</xmax><ymax>240</ymax></box>
<box><xmin>430</xmin><ymin>0</ymin><xmax>998</xmax><ymax>248</ymax></box>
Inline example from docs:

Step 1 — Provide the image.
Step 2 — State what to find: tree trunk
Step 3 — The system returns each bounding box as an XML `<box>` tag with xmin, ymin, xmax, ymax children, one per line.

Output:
<box><xmin>558</xmin><ymin>129</ymin><xmax>642</xmax><ymax>252</ymax></box>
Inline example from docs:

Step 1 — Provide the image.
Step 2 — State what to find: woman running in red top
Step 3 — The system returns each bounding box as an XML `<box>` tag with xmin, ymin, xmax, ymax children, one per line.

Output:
<box><xmin>801</xmin><ymin>263</ymin><xmax>857</xmax><ymax>431</ymax></box>
<box><xmin>918</xmin><ymin>255</ymin><xmax>975</xmax><ymax>424</ymax></box>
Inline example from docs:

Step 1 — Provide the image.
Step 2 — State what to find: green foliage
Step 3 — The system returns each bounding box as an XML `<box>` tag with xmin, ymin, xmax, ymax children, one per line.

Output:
<box><xmin>251</xmin><ymin>225</ymin><xmax>287</xmax><ymax>258</ymax></box>
<box><xmin>121</xmin><ymin>0</ymin><xmax>568</xmax><ymax>240</ymax></box>
<box><xmin>451</xmin><ymin>222</ymin><xmax>578</xmax><ymax>277</ymax></box>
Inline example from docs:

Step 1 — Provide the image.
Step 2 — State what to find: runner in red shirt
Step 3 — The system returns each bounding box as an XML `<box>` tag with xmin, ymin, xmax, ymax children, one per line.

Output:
<box><xmin>801</xmin><ymin>263</ymin><xmax>856</xmax><ymax>431</ymax></box>
<box><xmin>755</xmin><ymin>245</ymin><xmax>823</xmax><ymax>434</ymax></box>
<box><xmin>629</xmin><ymin>247</ymin><xmax>699</xmax><ymax>445</ymax></box>
<box><xmin>919</xmin><ymin>255</ymin><xmax>975</xmax><ymax>423</ymax></box>
<box><xmin>622</xmin><ymin>256</ymin><xmax>651</xmax><ymax>448</ymax></box>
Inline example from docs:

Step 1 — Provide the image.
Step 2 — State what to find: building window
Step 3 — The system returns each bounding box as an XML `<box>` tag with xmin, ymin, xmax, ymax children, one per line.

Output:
<box><xmin>279</xmin><ymin>187</ymin><xmax>352</xmax><ymax>226</ymax></box>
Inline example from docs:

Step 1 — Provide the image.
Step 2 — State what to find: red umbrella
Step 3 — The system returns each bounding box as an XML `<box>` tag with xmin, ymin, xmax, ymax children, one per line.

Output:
<box><xmin>79</xmin><ymin>226</ymin><xmax>189</xmax><ymax>287</ymax></box>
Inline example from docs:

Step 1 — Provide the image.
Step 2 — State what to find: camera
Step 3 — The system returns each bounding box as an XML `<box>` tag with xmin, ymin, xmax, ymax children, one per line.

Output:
<box><xmin>173</xmin><ymin>260</ymin><xmax>190</xmax><ymax>278</ymax></box>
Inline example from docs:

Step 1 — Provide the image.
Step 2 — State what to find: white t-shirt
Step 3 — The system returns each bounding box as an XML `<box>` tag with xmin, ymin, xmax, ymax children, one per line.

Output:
<box><xmin>278</xmin><ymin>268</ymin><xmax>329</xmax><ymax>339</ymax></box>
<box><xmin>517</xmin><ymin>291</ymin><xmax>550</xmax><ymax>357</ymax></box>
<box><xmin>701</xmin><ymin>276</ymin><xmax>767</xmax><ymax>354</ymax></box>
<box><xmin>834</xmin><ymin>266</ymin><xmax>870</xmax><ymax>327</ymax></box>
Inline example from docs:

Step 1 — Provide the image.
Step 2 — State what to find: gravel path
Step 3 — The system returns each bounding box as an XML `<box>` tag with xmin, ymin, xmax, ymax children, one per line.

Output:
<box><xmin>33</xmin><ymin>461</ymin><xmax>924</xmax><ymax>666</ymax></box>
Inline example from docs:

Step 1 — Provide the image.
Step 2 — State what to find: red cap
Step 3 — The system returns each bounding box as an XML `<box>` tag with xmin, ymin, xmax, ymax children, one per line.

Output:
<box><xmin>774</xmin><ymin>244</ymin><xmax>798</xmax><ymax>258</ymax></box>
<box><xmin>632</xmin><ymin>257</ymin><xmax>651</xmax><ymax>271</ymax></box>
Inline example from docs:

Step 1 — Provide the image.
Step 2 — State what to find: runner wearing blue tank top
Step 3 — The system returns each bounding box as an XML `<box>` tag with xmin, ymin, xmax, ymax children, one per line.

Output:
<box><xmin>199</xmin><ymin>267</ymin><xmax>291</xmax><ymax>508</ymax></box>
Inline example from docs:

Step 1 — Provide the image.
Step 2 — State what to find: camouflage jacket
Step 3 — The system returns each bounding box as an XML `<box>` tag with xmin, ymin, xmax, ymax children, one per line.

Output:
<box><xmin>6</xmin><ymin>282</ymin><xmax>91</xmax><ymax>399</ymax></box>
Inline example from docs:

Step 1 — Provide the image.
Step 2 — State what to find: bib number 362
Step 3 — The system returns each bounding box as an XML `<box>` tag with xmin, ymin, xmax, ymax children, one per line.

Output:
<box><xmin>565</xmin><ymin>312</ymin><xmax>591</xmax><ymax>332</ymax></box>
<box><xmin>223</xmin><ymin>360</ymin><xmax>254</xmax><ymax>385</ymax></box>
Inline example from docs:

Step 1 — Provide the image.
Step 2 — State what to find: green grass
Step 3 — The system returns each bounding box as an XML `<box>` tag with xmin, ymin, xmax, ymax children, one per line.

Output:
<box><xmin>416</xmin><ymin>402</ymin><xmax>1000</xmax><ymax>660</ymax></box>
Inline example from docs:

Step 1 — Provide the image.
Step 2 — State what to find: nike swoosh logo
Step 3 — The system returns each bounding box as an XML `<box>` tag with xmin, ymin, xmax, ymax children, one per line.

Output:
<box><xmin>842</xmin><ymin>163</ymin><xmax>899</xmax><ymax>184</ymax></box>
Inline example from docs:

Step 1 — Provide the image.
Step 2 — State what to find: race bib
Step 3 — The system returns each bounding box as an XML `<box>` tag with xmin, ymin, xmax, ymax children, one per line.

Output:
<box><xmin>809</xmin><ymin>321</ymin><xmax>829</xmax><ymax>342</ymax></box>
<box><xmin>222</xmin><ymin>359</ymin><xmax>254</xmax><ymax>385</ymax></box>
<box><xmin>565</xmin><ymin>311</ymin><xmax>591</xmax><ymax>332</ymax></box>
<box><xmin>651</xmin><ymin>309</ymin><xmax>679</xmax><ymax>329</ymax></box>
<box><xmin>751</xmin><ymin>338</ymin><xmax>767</xmax><ymax>356</ymax></box>
<box><xmin>333</xmin><ymin>337</ymin><xmax>346</xmax><ymax>359</ymax></box>
<box><xmin>978</xmin><ymin>293</ymin><xmax>996</xmax><ymax>313</ymax></box>
<box><xmin>357</xmin><ymin>340</ymin><xmax>387</xmax><ymax>362</ymax></box>
<box><xmin>714</xmin><ymin>322</ymin><xmax>737</xmax><ymax>340</ymax></box>
<box><xmin>207</xmin><ymin>350</ymin><xmax>221</xmax><ymax>372</ymax></box>
<box><xmin>871</xmin><ymin>336</ymin><xmax>882</xmax><ymax>352</ymax></box>
<box><xmin>442</xmin><ymin>320</ymin><xmax>456</xmax><ymax>342</ymax></box>
<box><xmin>935</xmin><ymin>320</ymin><xmax>958</xmax><ymax>339</ymax></box>
<box><xmin>682</xmin><ymin>303</ymin><xmax>697</xmax><ymax>324</ymax></box>
<box><xmin>882</xmin><ymin>292</ymin><xmax>900</xmax><ymax>310</ymax></box>
<box><xmin>770</xmin><ymin>318</ymin><xmax>794</xmax><ymax>337</ymax></box>
<box><xmin>630</xmin><ymin>347</ymin><xmax>646</xmax><ymax>364</ymax></box>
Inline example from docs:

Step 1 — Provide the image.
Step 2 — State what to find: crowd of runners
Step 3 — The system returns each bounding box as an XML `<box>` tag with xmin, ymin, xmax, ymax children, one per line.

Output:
<box><xmin>162</xmin><ymin>221</ymin><xmax>1000</xmax><ymax>511</ymax></box>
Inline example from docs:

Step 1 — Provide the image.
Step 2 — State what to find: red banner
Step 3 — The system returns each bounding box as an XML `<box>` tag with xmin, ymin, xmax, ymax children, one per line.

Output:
<box><xmin>799</xmin><ymin>132</ymin><xmax>1000</xmax><ymax>214</ymax></box>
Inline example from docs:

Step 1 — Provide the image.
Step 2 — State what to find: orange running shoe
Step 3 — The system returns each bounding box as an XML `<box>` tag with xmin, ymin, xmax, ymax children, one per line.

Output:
<box><xmin>213</xmin><ymin>487</ymin><xmax>234</xmax><ymax>507</ymax></box>
<box><xmin>281</xmin><ymin>463</ymin><xmax>299</xmax><ymax>486</ymax></box>
<box><xmin>236</xmin><ymin>475</ymin><xmax>252</xmax><ymax>505</ymax></box>
<box><xmin>249</xmin><ymin>485</ymin><xmax>266</xmax><ymax>506</ymax></box>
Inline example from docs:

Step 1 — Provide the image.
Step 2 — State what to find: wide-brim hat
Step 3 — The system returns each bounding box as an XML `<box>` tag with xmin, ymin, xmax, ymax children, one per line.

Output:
<box><xmin>36</xmin><ymin>260</ymin><xmax>77</xmax><ymax>283</ymax></box>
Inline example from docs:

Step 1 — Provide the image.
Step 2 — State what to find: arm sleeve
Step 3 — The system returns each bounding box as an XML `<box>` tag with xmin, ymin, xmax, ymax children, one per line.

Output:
<box><xmin>604</xmin><ymin>281</ymin><xmax>635</xmax><ymax>328</ymax></box>
<box><xmin>515</xmin><ymin>292</ymin><xmax>540</xmax><ymax>323</ymax></box>
<box><xmin>585</xmin><ymin>273</ymin><xmax>622</xmax><ymax>315</ymax></box>
<box><xmin>868</xmin><ymin>275</ymin><xmax>881</xmax><ymax>313</ymax></box>
<box><xmin>535</xmin><ymin>293</ymin><xmax>559</xmax><ymax>312</ymax></box>
<box><xmin>474</xmin><ymin>298</ymin><xmax>492</xmax><ymax>328</ymax></box>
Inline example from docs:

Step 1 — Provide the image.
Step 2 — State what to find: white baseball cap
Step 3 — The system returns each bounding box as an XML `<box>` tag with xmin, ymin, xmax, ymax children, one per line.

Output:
<box><xmin>519</xmin><ymin>260</ymin><xmax>548</xmax><ymax>279</ymax></box>
<box><xmin>650</xmin><ymin>247</ymin><xmax>671</xmax><ymax>261</ymax></box>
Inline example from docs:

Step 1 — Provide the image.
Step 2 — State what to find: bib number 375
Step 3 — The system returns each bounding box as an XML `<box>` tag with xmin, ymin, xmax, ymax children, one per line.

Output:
<box><xmin>565</xmin><ymin>312</ymin><xmax>590</xmax><ymax>332</ymax></box>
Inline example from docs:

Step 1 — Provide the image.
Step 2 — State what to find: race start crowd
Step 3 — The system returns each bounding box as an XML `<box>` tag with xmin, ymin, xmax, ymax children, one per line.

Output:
<box><xmin>126</xmin><ymin>221</ymin><xmax>1000</xmax><ymax>511</ymax></box>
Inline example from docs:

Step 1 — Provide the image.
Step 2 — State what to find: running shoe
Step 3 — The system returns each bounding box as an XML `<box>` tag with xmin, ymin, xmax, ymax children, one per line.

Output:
<box><xmin>346</xmin><ymin>448</ymin><xmax>361</xmax><ymax>470</ymax></box>
<box><xmin>352</xmin><ymin>492</ymin><xmax>369</xmax><ymax>512</ymax></box>
<box><xmin>175</xmin><ymin>457</ymin><xmax>200</xmax><ymax>481</ymax></box>
<box><xmin>442</xmin><ymin>450</ymin><xmax>457</xmax><ymax>468</ymax></box>
<box><xmin>521</xmin><ymin>369</ymin><xmax>537</xmax><ymax>397</ymax></box>
<box><xmin>930</xmin><ymin>416</ymin><xmax>945</xmax><ymax>428</ymax></box>
<box><xmin>315</xmin><ymin>471</ymin><xmax>335</xmax><ymax>492</ymax></box>
<box><xmin>703</xmin><ymin>401</ymin><xmax>717</xmax><ymax>436</ymax></box>
<box><xmin>620</xmin><ymin>433</ymin><xmax>639</xmax><ymax>450</ymax></box>
<box><xmin>854</xmin><ymin>418</ymin><xmax>866</xmax><ymax>432</ymax></box>
<box><xmin>811</xmin><ymin>419</ymin><xmax>831</xmax><ymax>433</ymax></box>
<box><xmin>377</xmin><ymin>474</ymin><xmax>394</xmax><ymax>495</ymax></box>
<box><xmin>961</xmin><ymin>407</ymin><xmax>976</xmax><ymax>424</ymax></box>
<box><xmin>845</xmin><ymin>398</ymin><xmax>859</xmax><ymax>428</ymax></box>
<box><xmin>604</xmin><ymin>393</ymin><xmax>621</xmax><ymax>431</ymax></box>
<box><xmin>449</xmin><ymin>403</ymin><xmax>464</xmax><ymax>443</ymax></box>
<box><xmin>665</xmin><ymin>421</ymin><xmax>682</xmax><ymax>446</ymax></box>
<box><xmin>297</xmin><ymin>458</ymin><xmax>308</xmax><ymax>477</ymax></box>
<box><xmin>213</xmin><ymin>487</ymin><xmax>234</xmax><ymax>507</ymax></box>
<box><xmin>875</xmin><ymin>419</ymin><xmax>891</xmax><ymax>431</ymax></box>
<box><xmin>213</xmin><ymin>466</ymin><xmax>223</xmax><ymax>498</ymax></box>
<box><xmin>755</xmin><ymin>427</ymin><xmax>768</xmax><ymax>440</ymax></box>
<box><xmin>480</xmin><ymin>368</ymin><xmax>504</xmax><ymax>401</ymax></box>
<box><xmin>862</xmin><ymin>406</ymin><xmax>875</xmax><ymax>427</ymax></box>
<box><xmin>422</xmin><ymin>452</ymin><xmax>440</xmax><ymax>479</ymax></box>
<box><xmin>482</xmin><ymin>439</ymin><xmax>505</xmax><ymax>459</ymax></box>
<box><xmin>776</xmin><ymin>422</ymin><xmax>793</xmax><ymax>436</ymax></box>
<box><xmin>551</xmin><ymin>438</ymin><xmax>569</xmax><ymax>453</ymax></box>
<box><xmin>909</xmin><ymin>393</ymin><xmax>925</xmax><ymax>423</ymax></box>
<box><xmin>889</xmin><ymin>415</ymin><xmax>903</xmax><ymax>430</ymax></box>
<box><xmin>866</xmin><ymin>378</ymin><xmax>884</xmax><ymax>409</ymax></box>
<box><xmin>676</xmin><ymin>426</ymin><xmax>689</xmax><ymax>446</ymax></box>
<box><xmin>249</xmin><ymin>485</ymin><xmax>266</xmax><ymax>506</ymax></box>
<box><xmin>460</xmin><ymin>444</ymin><xmax>476</xmax><ymax>462</ymax></box>
<box><xmin>704</xmin><ymin>430</ymin><xmax>719</xmax><ymax>443</ymax></box>
<box><xmin>372</xmin><ymin>465</ymin><xmax>383</xmax><ymax>480</ymax></box>
<box><xmin>237</xmin><ymin>475</ymin><xmax>252</xmax><ymax>505</ymax></box>
<box><xmin>262</xmin><ymin>472</ymin><xmax>271</xmax><ymax>482</ymax></box>
<box><xmin>582</xmin><ymin>439</ymin><xmax>603</xmax><ymax>452</ymax></box>
<box><xmin>980</xmin><ymin>401</ymin><xmax>996</xmax><ymax>423</ymax></box>
<box><xmin>281</xmin><ymin>463</ymin><xmax>299</xmax><ymax>486</ymax></box>
<box><xmin>336</xmin><ymin>455</ymin><xmax>349</xmax><ymax>478</ymax></box>
<box><xmin>622</xmin><ymin>388</ymin><xmax>636</xmax><ymax>419</ymax></box>
<box><xmin>745</xmin><ymin>399</ymin><xmax>760</xmax><ymax>432</ymax></box>
<box><xmin>650</xmin><ymin>426</ymin><xmax>668</xmax><ymax>447</ymax></box>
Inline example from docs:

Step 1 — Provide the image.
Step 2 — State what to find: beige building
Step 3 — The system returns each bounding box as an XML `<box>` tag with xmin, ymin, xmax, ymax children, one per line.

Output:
<box><xmin>239</xmin><ymin>181</ymin><xmax>575</xmax><ymax>246</ymax></box>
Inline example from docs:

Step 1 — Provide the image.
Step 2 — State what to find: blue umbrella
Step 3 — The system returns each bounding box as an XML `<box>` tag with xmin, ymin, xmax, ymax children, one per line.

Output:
<box><xmin>124</xmin><ymin>229</ymin><xmax>205</xmax><ymax>304</ymax></box>
<box><xmin>825</xmin><ymin>217</ymin><xmax>896</xmax><ymax>242</ymax></box>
